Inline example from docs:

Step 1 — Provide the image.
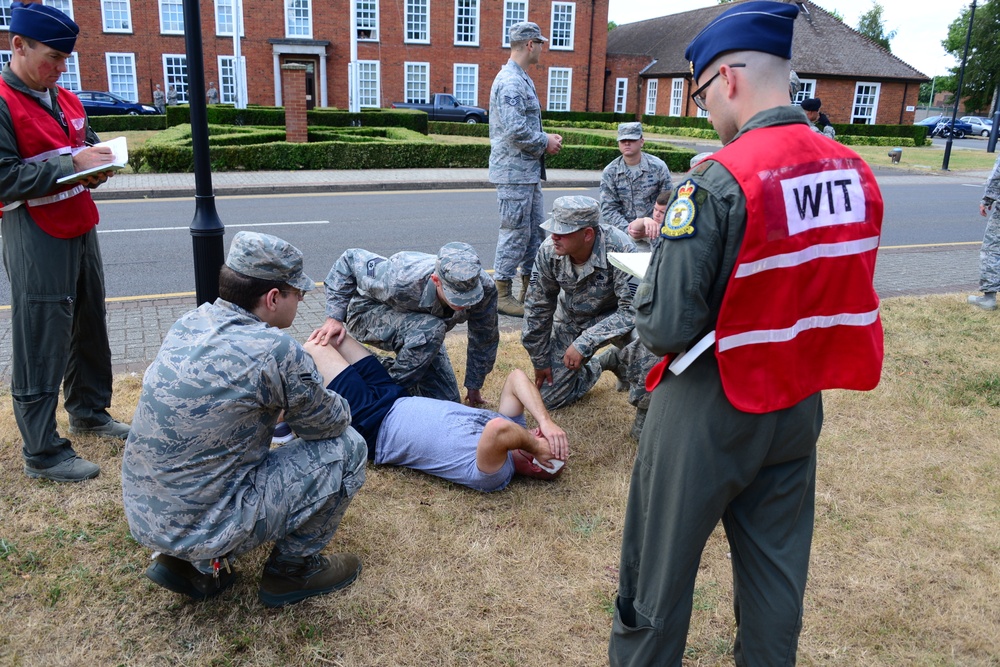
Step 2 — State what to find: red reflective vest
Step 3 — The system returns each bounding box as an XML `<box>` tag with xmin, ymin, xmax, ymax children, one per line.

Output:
<box><xmin>708</xmin><ymin>123</ymin><xmax>884</xmax><ymax>413</ymax></box>
<box><xmin>0</xmin><ymin>79</ymin><xmax>99</xmax><ymax>238</ymax></box>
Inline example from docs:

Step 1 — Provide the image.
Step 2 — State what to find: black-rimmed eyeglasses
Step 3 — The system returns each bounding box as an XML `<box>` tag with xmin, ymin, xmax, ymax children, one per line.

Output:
<box><xmin>690</xmin><ymin>63</ymin><xmax>746</xmax><ymax>112</ymax></box>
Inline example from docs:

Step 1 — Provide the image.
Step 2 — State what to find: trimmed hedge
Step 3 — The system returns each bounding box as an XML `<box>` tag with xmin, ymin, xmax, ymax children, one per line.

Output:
<box><xmin>542</xmin><ymin>111</ymin><xmax>635</xmax><ymax>123</ymax></box>
<box><xmin>89</xmin><ymin>114</ymin><xmax>167</xmax><ymax>133</ymax></box>
<box><xmin>836</xmin><ymin>135</ymin><xmax>922</xmax><ymax>148</ymax></box>
<box><xmin>428</xmin><ymin>120</ymin><xmax>490</xmax><ymax>137</ymax></box>
<box><xmin>165</xmin><ymin>105</ymin><xmax>429</xmax><ymax>134</ymax></box>
<box><xmin>641</xmin><ymin>115</ymin><xmax>714</xmax><ymax>130</ymax></box>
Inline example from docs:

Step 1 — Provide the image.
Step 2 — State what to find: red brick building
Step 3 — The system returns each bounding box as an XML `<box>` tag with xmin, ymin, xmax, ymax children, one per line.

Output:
<box><xmin>1</xmin><ymin>0</ymin><xmax>609</xmax><ymax>113</ymax></box>
<box><xmin>606</xmin><ymin>0</ymin><xmax>928</xmax><ymax>126</ymax></box>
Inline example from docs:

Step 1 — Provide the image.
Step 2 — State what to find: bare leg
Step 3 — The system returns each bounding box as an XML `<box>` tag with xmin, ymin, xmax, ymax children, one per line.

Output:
<box><xmin>303</xmin><ymin>333</ymin><xmax>374</xmax><ymax>386</ymax></box>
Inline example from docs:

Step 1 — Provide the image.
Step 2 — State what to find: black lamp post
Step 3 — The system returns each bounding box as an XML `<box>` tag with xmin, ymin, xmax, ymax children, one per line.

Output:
<box><xmin>183</xmin><ymin>0</ymin><xmax>225</xmax><ymax>305</ymax></box>
<box><xmin>942</xmin><ymin>0</ymin><xmax>977</xmax><ymax>170</ymax></box>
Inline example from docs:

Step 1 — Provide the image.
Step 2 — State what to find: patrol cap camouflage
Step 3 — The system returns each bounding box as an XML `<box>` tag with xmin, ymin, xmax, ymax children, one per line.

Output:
<box><xmin>509</xmin><ymin>21</ymin><xmax>547</xmax><ymax>44</ymax></box>
<box><xmin>225</xmin><ymin>231</ymin><xmax>314</xmax><ymax>292</ymax></box>
<box><xmin>617</xmin><ymin>122</ymin><xmax>643</xmax><ymax>141</ymax></box>
<box><xmin>435</xmin><ymin>242</ymin><xmax>484</xmax><ymax>308</ymax></box>
<box><xmin>540</xmin><ymin>196</ymin><xmax>600</xmax><ymax>234</ymax></box>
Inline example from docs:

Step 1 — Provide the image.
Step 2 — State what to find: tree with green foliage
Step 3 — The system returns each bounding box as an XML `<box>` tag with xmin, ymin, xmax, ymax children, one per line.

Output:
<box><xmin>608</xmin><ymin>20</ymin><xmax>616</xmax><ymax>32</ymax></box>
<box><xmin>856</xmin><ymin>2</ymin><xmax>897</xmax><ymax>51</ymax></box>
<box><xmin>943</xmin><ymin>0</ymin><xmax>1000</xmax><ymax>114</ymax></box>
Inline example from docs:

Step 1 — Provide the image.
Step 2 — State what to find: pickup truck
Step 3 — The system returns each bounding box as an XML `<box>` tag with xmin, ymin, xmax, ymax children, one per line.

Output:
<box><xmin>391</xmin><ymin>93</ymin><xmax>488</xmax><ymax>123</ymax></box>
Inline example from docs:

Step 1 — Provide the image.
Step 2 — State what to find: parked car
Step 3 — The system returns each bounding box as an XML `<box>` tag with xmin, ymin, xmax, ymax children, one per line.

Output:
<box><xmin>959</xmin><ymin>116</ymin><xmax>994</xmax><ymax>137</ymax></box>
<box><xmin>391</xmin><ymin>93</ymin><xmax>488</xmax><ymax>123</ymax></box>
<box><xmin>914</xmin><ymin>115</ymin><xmax>946</xmax><ymax>127</ymax></box>
<box><xmin>916</xmin><ymin>116</ymin><xmax>974</xmax><ymax>138</ymax></box>
<box><xmin>77</xmin><ymin>91</ymin><xmax>160</xmax><ymax>116</ymax></box>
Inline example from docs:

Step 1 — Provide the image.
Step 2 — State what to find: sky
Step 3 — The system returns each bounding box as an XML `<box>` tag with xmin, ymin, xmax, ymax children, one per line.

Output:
<box><xmin>607</xmin><ymin>0</ymin><xmax>976</xmax><ymax>77</ymax></box>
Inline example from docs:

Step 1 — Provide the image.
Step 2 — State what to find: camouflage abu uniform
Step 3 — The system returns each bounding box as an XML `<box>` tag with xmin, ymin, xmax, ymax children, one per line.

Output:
<box><xmin>324</xmin><ymin>244</ymin><xmax>499</xmax><ymax>402</ymax></box>
<box><xmin>489</xmin><ymin>22</ymin><xmax>550</xmax><ymax>282</ymax></box>
<box><xmin>122</xmin><ymin>233</ymin><xmax>366</xmax><ymax>571</ymax></box>
<box><xmin>522</xmin><ymin>196</ymin><xmax>659</xmax><ymax>410</ymax></box>
<box><xmin>978</xmin><ymin>154</ymin><xmax>1000</xmax><ymax>293</ymax></box>
<box><xmin>600</xmin><ymin>123</ymin><xmax>673</xmax><ymax>251</ymax></box>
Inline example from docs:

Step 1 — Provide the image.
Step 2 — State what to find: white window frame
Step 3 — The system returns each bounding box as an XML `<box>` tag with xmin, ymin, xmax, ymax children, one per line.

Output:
<box><xmin>405</xmin><ymin>0</ymin><xmax>429</xmax><ymax>44</ymax></box>
<box><xmin>57</xmin><ymin>54</ymin><xmax>80</xmax><ymax>91</ymax></box>
<box><xmin>546</xmin><ymin>67</ymin><xmax>572</xmax><ymax>112</ymax></box>
<box><xmin>357</xmin><ymin>60</ymin><xmax>380</xmax><ymax>108</ymax></box>
<box><xmin>43</xmin><ymin>0</ymin><xmax>73</xmax><ymax>19</ymax></box>
<box><xmin>502</xmin><ymin>0</ymin><xmax>527</xmax><ymax>47</ymax></box>
<box><xmin>404</xmin><ymin>62</ymin><xmax>430</xmax><ymax>104</ymax></box>
<box><xmin>453</xmin><ymin>63</ymin><xmax>479</xmax><ymax>106</ymax></box>
<box><xmin>794</xmin><ymin>78</ymin><xmax>816</xmax><ymax>105</ymax></box>
<box><xmin>454</xmin><ymin>0</ymin><xmax>479</xmax><ymax>46</ymax></box>
<box><xmin>669</xmin><ymin>77</ymin><xmax>683</xmax><ymax>117</ymax></box>
<box><xmin>286</xmin><ymin>0</ymin><xmax>312</xmax><ymax>38</ymax></box>
<box><xmin>0</xmin><ymin>51</ymin><xmax>11</xmax><ymax>68</ymax></box>
<box><xmin>101</xmin><ymin>0</ymin><xmax>132</xmax><ymax>33</ymax></box>
<box><xmin>355</xmin><ymin>0</ymin><xmax>378</xmax><ymax>41</ymax></box>
<box><xmin>215</xmin><ymin>0</ymin><xmax>243</xmax><ymax>37</ymax></box>
<box><xmin>0</xmin><ymin>6</ymin><xmax>11</xmax><ymax>30</ymax></box>
<box><xmin>162</xmin><ymin>53</ymin><xmax>189</xmax><ymax>103</ymax></box>
<box><xmin>549</xmin><ymin>2</ymin><xmax>575</xmax><ymax>51</ymax></box>
<box><xmin>218</xmin><ymin>55</ymin><xmax>245</xmax><ymax>104</ymax></box>
<box><xmin>645</xmin><ymin>79</ymin><xmax>658</xmax><ymax>116</ymax></box>
<box><xmin>158</xmin><ymin>0</ymin><xmax>184</xmax><ymax>34</ymax></box>
<box><xmin>852</xmin><ymin>81</ymin><xmax>880</xmax><ymax>124</ymax></box>
<box><xmin>614</xmin><ymin>78</ymin><xmax>627</xmax><ymax>114</ymax></box>
<box><xmin>106</xmin><ymin>52</ymin><xmax>137</xmax><ymax>101</ymax></box>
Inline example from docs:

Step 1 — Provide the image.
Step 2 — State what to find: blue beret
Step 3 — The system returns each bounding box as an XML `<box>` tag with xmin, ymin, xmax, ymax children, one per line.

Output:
<box><xmin>9</xmin><ymin>1</ymin><xmax>79</xmax><ymax>54</ymax></box>
<box><xmin>685</xmin><ymin>1</ymin><xmax>798</xmax><ymax>81</ymax></box>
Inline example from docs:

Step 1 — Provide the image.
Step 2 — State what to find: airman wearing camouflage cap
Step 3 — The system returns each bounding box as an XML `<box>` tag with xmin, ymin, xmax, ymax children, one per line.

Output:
<box><xmin>600</xmin><ymin>122</ymin><xmax>673</xmax><ymax>251</ymax></box>
<box><xmin>435</xmin><ymin>241</ymin><xmax>485</xmax><ymax>308</ymax></box>
<box><xmin>317</xmin><ymin>244</ymin><xmax>499</xmax><ymax>406</ymax></box>
<box><xmin>540</xmin><ymin>195</ymin><xmax>601</xmax><ymax>234</ymax></box>
<box><xmin>523</xmin><ymin>196</ymin><xmax>660</xmax><ymax>420</ymax></box>
<box><xmin>489</xmin><ymin>19</ymin><xmax>563</xmax><ymax>317</ymax></box>
<box><xmin>123</xmin><ymin>232</ymin><xmax>367</xmax><ymax>607</ymax></box>
<box><xmin>509</xmin><ymin>21</ymin><xmax>547</xmax><ymax>45</ymax></box>
<box><xmin>226</xmin><ymin>231</ymin><xmax>314</xmax><ymax>293</ymax></box>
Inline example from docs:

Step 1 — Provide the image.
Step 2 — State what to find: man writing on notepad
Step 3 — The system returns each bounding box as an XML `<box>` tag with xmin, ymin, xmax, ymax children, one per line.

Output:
<box><xmin>0</xmin><ymin>2</ymin><xmax>126</xmax><ymax>483</ymax></box>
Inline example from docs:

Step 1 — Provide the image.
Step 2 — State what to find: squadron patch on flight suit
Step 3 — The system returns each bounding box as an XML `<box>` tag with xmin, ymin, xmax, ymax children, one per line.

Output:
<box><xmin>661</xmin><ymin>179</ymin><xmax>698</xmax><ymax>239</ymax></box>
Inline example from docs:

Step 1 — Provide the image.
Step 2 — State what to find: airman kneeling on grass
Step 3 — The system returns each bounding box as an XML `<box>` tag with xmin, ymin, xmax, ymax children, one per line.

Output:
<box><xmin>122</xmin><ymin>232</ymin><xmax>367</xmax><ymax>608</ymax></box>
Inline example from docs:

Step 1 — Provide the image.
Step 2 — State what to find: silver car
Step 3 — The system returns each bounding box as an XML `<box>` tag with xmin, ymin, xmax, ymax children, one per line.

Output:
<box><xmin>959</xmin><ymin>116</ymin><xmax>994</xmax><ymax>137</ymax></box>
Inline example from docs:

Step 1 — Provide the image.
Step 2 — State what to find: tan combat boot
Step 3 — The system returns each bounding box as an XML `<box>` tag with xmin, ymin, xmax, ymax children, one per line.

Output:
<box><xmin>518</xmin><ymin>274</ymin><xmax>531</xmax><ymax>303</ymax></box>
<box><xmin>496</xmin><ymin>279</ymin><xmax>524</xmax><ymax>317</ymax></box>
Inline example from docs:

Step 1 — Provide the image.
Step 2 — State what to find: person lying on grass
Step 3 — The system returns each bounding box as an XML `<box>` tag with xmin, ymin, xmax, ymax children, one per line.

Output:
<box><xmin>304</xmin><ymin>327</ymin><xmax>569</xmax><ymax>492</ymax></box>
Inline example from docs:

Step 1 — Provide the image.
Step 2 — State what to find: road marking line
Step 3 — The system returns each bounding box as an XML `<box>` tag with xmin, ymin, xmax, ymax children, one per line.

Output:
<box><xmin>96</xmin><ymin>220</ymin><xmax>330</xmax><ymax>233</ymax></box>
<box><xmin>95</xmin><ymin>187</ymin><xmax>590</xmax><ymax>204</ymax></box>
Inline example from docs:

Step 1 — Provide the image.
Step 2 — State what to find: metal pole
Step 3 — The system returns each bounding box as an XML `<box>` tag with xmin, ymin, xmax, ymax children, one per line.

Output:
<box><xmin>943</xmin><ymin>0</ymin><xmax>977</xmax><ymax>171</ymax></box>
<box><xmin>233</xmin><ymin>0</ymin><xmax>246</xmax><ymax>109</ymax></box>
<box><xmin>184</xmin><ymin>0</ymin><xmax>225</xmax><ymax>305</ymax></box>
<box><xmin>989</xmin><ymin>108</ymin><xmax>999</xmax><ymax>153</ymax></box>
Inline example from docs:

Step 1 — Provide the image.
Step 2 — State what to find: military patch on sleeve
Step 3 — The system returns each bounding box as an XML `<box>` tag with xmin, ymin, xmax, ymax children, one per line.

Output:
<box><xmin>504</xmin><ymin>95</ymin><xmax>522</xmax><ymax>106</ymax></box>
<box><xmin>660</xmin><ymin>179</ymin><xmax>699</xmax><ymax>240</ymax></box>
<box><xmin>366</xmin><ymin>257</ymin><xmax>386</xmax><ymax>277</ymax></box>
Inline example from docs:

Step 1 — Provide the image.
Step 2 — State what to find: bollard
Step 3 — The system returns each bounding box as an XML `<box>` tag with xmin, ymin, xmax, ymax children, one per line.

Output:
<box><xmin>888</xmin><ymin>148</ymin><xmax>902</xmax><ymax>165</ymax></box>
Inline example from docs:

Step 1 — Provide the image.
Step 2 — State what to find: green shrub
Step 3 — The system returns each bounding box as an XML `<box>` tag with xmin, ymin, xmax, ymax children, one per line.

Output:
<box><xmin>541</xmin><ymin>111</ymin><xmax>634</xmax><ymax>123</ymax></box>
<box><xmin>89</xmin><ymin>114</ymin><xmax>166</xmax><ymax>133</ymax></box>
<box><xmin>429</xmin><ymin>121</ymin><xmax>490</xmax><ymax>137</ymax></box>
<box><xmin>836</xmin><ymin>135</ymin><xmax>921</xmax><ymax>147</ymax></box>
<box><xmin>548</xmin><ymin>145</ymin><xmax>695</xmax><ymax>172</ymax></box>
<box><xmin>641</xmin><ymin>115</ymin><xmax>714</xmax><ymax>130</ymax></box>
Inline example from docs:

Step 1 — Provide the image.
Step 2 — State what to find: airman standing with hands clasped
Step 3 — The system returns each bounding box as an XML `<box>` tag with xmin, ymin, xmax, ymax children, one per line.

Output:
<box><xmin>489</xmin><ymin>21</ymin><xmax>562</xmax><ymax>317</ymax></box>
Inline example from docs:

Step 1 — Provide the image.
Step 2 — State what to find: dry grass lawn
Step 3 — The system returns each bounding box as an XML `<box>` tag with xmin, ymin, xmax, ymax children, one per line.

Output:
<box><xmin>1</xmin><ymin>294</ymin><xmax>999</xmax><ymax>666</ymax></box>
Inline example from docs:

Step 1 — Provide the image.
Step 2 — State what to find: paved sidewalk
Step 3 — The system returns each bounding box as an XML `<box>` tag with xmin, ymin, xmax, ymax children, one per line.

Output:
<box><xmin>0</xmin><ymin>167</ymin><xmax>987</xmax><ymax>383</ymax></box>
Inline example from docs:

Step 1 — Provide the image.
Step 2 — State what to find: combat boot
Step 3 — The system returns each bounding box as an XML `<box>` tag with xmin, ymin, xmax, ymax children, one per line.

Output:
<box><xmin>518</xmin><ymin>274</ymin><xmax>531</xmax><ymax>303</ymax></box>
<box><xmin>496</xmin><ymin>279</ymin><xmax>524</xmax><ymax>317</ymax></box>
<box><xmin>630</xmin><ymin>408</ymin><xmax>647</xmax><ymax>442</ymax></box>
<box><xmin>967</xmin><ymin>292</ymin><xmax>997</xmax><ymax>311</ymax></box>
<box><xmin>259</xmin><ymin>549</ymin><xmax>362</xmax><ymax>608</ymax></box>
<box><xmin>596</xmin><ymin>347</ymin><xmax>628</xmax><ymax>392</ymax></box>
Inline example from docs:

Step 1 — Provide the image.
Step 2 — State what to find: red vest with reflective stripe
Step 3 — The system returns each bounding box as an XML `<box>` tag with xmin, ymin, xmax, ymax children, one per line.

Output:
<box><xmin>0</xmin><ymin>79</ymin><xmax>98</xmax><ymax>238</ymax></box>
<box><xmin>709</xmin><ymin>123</ymin><xmax>884</xmax><ymax>413</ymax></box>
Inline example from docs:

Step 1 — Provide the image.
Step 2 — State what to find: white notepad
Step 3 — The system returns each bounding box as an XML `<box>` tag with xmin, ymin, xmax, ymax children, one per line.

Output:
<box><xmin>608</xmin><ymin>252</ymin><xmax>651</xmax><ymax>279</ymax></box>
<box><xmin>57</xmin><ymin>136</ymin><xmax>128</xmax><ymax>184</ymax></box>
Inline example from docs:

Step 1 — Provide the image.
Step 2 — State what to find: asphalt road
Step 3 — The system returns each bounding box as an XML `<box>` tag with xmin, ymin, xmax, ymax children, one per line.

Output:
<box><xmin>0</xmin><ymin>176</ymin><xmax>991</xmax><ymax>306</ymax></box>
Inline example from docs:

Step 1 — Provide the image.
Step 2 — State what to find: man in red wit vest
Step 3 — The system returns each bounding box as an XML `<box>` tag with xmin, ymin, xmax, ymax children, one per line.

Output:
<box><xmin>1</xmin><ymin>2</ymin><xmax>128</xmax><ymax>483</ymax></box>
<box><xmin>609</xmin><ymin>2</ymin><xmax>884</xmax><ymax>664</ymax></box>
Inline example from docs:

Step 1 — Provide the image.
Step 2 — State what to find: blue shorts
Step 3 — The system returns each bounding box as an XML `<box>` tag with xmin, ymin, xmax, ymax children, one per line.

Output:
<box><xmin>326</xmin><ymin>356</ymin><xmax>408</xmax><ymax>459</ymax></box>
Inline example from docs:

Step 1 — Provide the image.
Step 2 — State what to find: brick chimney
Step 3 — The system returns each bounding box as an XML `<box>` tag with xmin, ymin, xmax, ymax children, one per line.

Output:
<box><xmin>281</xmin><ymin>63</ymin><xmax>309</xmax><ymax>143</ymax></box>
